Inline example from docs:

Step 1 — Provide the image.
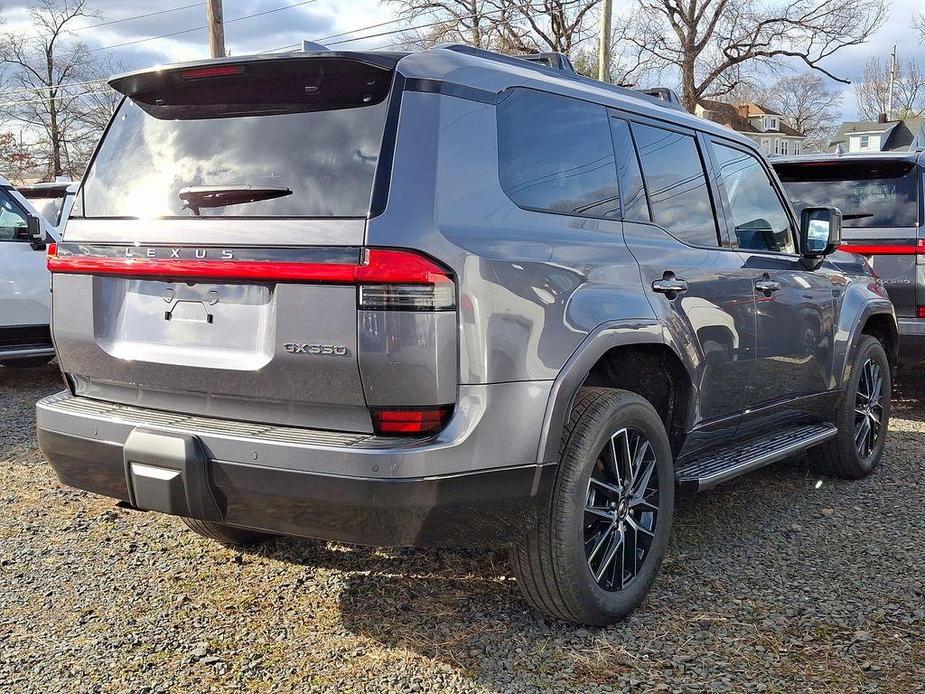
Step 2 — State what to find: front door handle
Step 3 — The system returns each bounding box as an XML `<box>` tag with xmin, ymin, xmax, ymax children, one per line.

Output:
<box><xmin>652</xmin><ymin>271</ymin><xmax>688</xmax><ymax>299</ymax></box>
<box><xmin>755</xmin><ymin>279</ymin><xmax>781</xmax><ymax>295</ymax></box>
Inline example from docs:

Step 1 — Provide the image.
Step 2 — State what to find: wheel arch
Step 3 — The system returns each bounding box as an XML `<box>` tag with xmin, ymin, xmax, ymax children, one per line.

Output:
<box><xmin>838</xmin><ymin>300</ymin><xmax>898</xmax><ymax>385</ymax></box>
<box><xmin>537</xmin><ymin>320</ymin><xmax>697</xmax><ymax>463</ymax></box>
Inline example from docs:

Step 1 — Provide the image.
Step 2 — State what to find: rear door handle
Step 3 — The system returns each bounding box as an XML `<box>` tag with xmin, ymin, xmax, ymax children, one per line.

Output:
<box><xmin>755</xmin><ymin>279</ymin><xmax>781</xmax><ymax>295</ymax></box>
<box><xmin>652</xmin><ymin>272</ymin><xmax>688</xmax><ymax>298</ymax></box>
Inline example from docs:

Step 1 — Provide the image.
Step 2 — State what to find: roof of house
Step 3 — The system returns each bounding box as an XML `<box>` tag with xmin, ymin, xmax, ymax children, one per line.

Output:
<box><xmin>742</xmin><ymin>103</ymin><xmax>783</xmax><ymax>117</ymax></box>
<box><xmin>697</xmin><ymin>99</ymin><xmax>804</xmax><ymax>138</ymax></box>
<box><xmin>828</xmin><ymin>118</ymin><xmax>925</xmax><ymax>151</ymax></box>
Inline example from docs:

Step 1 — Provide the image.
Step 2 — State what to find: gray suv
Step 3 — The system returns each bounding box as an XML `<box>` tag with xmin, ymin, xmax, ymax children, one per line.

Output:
<box><xmin>773</xmin><ymin>152</ymin><xmax>924</xmax><ymax>364</ymax></box>
<box><xmin>37</xmin><ymin>46</ymin><xmax>897</xmax><ymax>626</ymax></box>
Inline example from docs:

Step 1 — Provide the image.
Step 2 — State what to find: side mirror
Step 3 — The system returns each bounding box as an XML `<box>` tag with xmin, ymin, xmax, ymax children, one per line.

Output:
<box><xmin>26</xmin><ymin>215</ymin><xmax>46</xmax><ymax>251</ymax></box>
<box><xmin>800</xmin><ymin>207</ymin><xmax>842</xmax><ymax>258</ymax></box>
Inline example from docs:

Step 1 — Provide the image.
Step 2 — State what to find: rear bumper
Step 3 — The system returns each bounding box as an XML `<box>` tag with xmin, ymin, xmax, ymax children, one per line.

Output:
<box><xmin>36</xmin><ymin>389</ymin><xmax>556</xmax><ymax>547</ymax></box>
<box><xmin>897</xmin><ymin>318</ymin><xmax>925</xmax><ymax>365</ymax></box>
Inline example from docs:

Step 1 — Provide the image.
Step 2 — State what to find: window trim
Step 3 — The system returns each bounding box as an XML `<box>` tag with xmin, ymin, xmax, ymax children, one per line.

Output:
<box><xmin>496</xmin><ymin>86</ymin><xmax>622</xmax><ymax>222</ymax></box>
<box><xmin>622</xmin><ymin>114</ymin><xmax>725</xmax><ymax>250</ymax></box>
<box><xmin>704</xmin><ymin>135</ymin><xmax>801</xmax><ymax>257</ymax></box>
<box><xmin>608</xmin><ymin>114</ymin><xmax>650</xmax><ymax>223</ymax></box>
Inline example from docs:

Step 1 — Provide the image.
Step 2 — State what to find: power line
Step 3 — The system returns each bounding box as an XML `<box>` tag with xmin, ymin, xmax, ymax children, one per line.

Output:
<box><xmin>264</xmin><ymin>0</ymin><xmax>541</xmax><ymax>53</ymax></box>
<box><xmin>0</xmin><ymin>88</ymin><xmax>114</xmax><ymax>108</ymax></box>
<box><xmin>90</xmin><ymin>0</ymin><xmax>320</xmax><ymax>52</ymax></box>
<box><xmin>71</xmin><ymin>3</ymin><xmax>201</xmax><ymax>32</ymax></box>
<box><xmin>0</xmin><ymin>78</ymin><xmax>109</xmax><ymax>98</ymax></box>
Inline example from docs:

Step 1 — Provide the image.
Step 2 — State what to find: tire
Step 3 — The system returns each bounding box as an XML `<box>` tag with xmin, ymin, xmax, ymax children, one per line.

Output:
<box><xmin>809</xmin><ymin>335</ymin><xmax>891</xmax><ymax>479</ymax></box>
<box><xmin>1</xmin><ymin>356</ymin><xmax>53</xmax><ymax>368</ymax></box>
<box><xmin>181</xmin><ymin>517</ymin><xmax>277</xmax><ymax>547</ymax></box>
<box><xmin>511</xmin><ymin>387</ymin><xmax>674</xmax><ymax>625</ymax></box>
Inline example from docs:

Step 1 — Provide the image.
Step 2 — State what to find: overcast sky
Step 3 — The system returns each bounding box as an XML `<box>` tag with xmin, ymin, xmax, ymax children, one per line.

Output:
<box><xmin>2</xmin><ymin>0</ymin><xmax>924</xmax><ymax>120</ymax></box>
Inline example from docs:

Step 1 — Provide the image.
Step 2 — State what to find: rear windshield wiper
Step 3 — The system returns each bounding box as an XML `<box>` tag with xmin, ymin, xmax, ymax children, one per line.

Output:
<box><xmin>842</xmin><ymin>213</ymin><xmax>874</xmax><ymax>221</ymax></box>
<box><xmin>178</xmin><ymin>185</ymin><xmax>291</xmax><ymax>215</ymax></box>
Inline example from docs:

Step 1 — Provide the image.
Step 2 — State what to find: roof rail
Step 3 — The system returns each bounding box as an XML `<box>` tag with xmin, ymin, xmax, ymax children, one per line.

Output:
<box><xmin>515</xmin><ymin>52</ymin><xmax>577</xmax><ymax>74</ymax></box>
<box><xmin>634</xmin><ymin>87</ymin><xmax>686</xmax><ymax>112</ymax></box>
<box><xmin>436</xmin><ymin>44</ymin><xmax>688</xmax><ymax>115</ymax></box>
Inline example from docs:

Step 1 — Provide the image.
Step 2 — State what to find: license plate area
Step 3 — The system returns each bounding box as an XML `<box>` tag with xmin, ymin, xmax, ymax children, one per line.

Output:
<box><xmin>95</xmin><ymin>277</ymin><xmax>274</xmax><ymax>370</ymax></box>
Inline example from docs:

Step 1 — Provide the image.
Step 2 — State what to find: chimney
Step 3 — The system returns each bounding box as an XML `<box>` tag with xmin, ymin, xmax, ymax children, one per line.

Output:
<box><xmin>737</xmin><ymin>104</ymin><xmax>750</xmax><ymax>119</ymax></box>
<box><xmin>877</xmin><ymin>113</ymin><xmax>888</xmax><ymax>124</ymax></box>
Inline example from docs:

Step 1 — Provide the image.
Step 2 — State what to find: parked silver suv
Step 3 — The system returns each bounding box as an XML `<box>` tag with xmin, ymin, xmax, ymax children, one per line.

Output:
<box><xmin>38</xmin><ymin>46</ymin><xmax>897</xmax><ymax>625</ymax></box>
<box><xmin>773</xmin><ymin>152</ymin><xmax>924</xmax><ymax>364</ymax></box>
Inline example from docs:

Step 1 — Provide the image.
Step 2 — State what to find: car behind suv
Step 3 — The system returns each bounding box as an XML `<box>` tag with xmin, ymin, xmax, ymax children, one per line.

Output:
<box><xmin>37</xmin><ymin>46</ymin><xmax>897</xmax><ymax>625</ymax></box>
<box><xmin>773</xmin><ymin>152</ymin><xmax>923</xmax><ymax>364</ymax></box>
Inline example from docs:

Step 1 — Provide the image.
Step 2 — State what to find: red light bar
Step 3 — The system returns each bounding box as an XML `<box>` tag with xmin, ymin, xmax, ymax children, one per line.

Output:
<box><xmin>370</xmin><ymin>406</ymin><xmax>452</xmax><ymax>435</ymax></box>
<box><xmin>840</xmin><ymin>241</ymin><xmax>925</xmax><ymax>256</ymax></box>
<box><xmin>179</xmin><ymin>65</ymin><xmax>244</xmax><ymax>80</ymax></box>
<box><xmin>47</xmin><ymin>246</ymin><xmax>451</xmax><ymax>285</ymax></box>
<box><xmin>918</xmin><ymin>306</ymin><xmax>925</xmax><ymax>319</ymax></box>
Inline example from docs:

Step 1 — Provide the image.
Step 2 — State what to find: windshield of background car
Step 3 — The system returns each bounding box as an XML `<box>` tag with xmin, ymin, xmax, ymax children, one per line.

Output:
<box><xmin>23</xmin><ymin>195</ymin><xmax>64</xmax><ymax>225</ymax></box>
<box><xmin>775</xmin><ymin>160</ymin><xmax>919</xmax><ymax>228</ymax></box>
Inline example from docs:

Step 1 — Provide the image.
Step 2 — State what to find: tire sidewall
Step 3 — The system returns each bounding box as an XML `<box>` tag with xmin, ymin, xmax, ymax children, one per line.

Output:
<box><xmin>556</xmin><ymin>395</ymin><xmax>674</xmax><ymax>621</ymax></box>
<box><xmin>839</xmin><ymin>336</ymin><xmax>891</xmax><ymax>474</ymax></box>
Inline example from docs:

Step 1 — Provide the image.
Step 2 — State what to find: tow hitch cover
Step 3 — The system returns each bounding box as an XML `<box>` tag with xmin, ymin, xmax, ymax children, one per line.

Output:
<box><xmin>123</xmin><ymin>428</ymin><xmax>222</xmax><ymax>520</ymax></box>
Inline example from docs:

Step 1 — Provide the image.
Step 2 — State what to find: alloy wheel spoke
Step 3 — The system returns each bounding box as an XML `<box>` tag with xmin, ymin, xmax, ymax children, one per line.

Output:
<box><xmin>627</xmin><ymin>516</ymin><xmax>655</xmax><ymax>538</ymax></box>
<box><xmin>585</xmin><ymin>506</ymin><xmax>614</xmax><ymax>522</ymax></box>
<box><xmin>631</xmin><ymin>447</ymin><xmax>656</xmax><ymax>498</ymax></box>
<box><xmin>593</xmin><ymin>527</ymin><xmax>624</xmax><ymax>582</ymax></box>
<box><xmin>630</xmin><ymin>496</ymin><xmax>659</xmax><ymax>514</ymax></box>
<box><xmin>587</xmin><ymin>525</ymin><xmax>614</xmax><ymax>565</ymax></box>
<box><xmin>589</xmin><ymin>477</ymin><xmax>621</xmax><ymax>498</ymax></box>
<box><xmin>608</xmin><ymin>435</ymin><xmax>623</xmax><ymax>488</ymax></box>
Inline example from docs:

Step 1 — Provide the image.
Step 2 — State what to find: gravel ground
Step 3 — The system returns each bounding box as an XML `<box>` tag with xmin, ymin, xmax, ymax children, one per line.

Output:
<box><xmin>1</xmin><ymin>364</ymin><xmax>923</xmax><ymax>693</ymax></box>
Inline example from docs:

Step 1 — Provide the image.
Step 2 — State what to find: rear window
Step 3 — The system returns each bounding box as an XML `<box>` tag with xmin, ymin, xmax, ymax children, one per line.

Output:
<box><xmin>23</xmin><ymin>195</ymin><xmax>64</xmax><ymax>225</ymax></box>
<box><xmin>80</xmin><ymin>59</ymin><xmax>393</xmax><ymax>219</ymax></box>
<box><xmin>775</xmin><ymin>160</ymin><xmax>920</xmax><ymax>228</ymax></box>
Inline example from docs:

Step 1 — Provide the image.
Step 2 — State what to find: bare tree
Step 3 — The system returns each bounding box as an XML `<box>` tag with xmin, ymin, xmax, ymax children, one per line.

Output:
<box><xmin>383</xmin><ymin>0</ymin><xmax>600</xmax><ymax>56</ymax></box>
<box><xmin>763</xmin><ymin>73</ymin><xmax>840</xmax><ymax>152</ymax></box>
<box><xmin>0</xmin><ymin>0</ymin><xmax>106</xmax><ymax>179</ymax></box>
<box><xmin>915</xmin><ymin>12</ymin><xmax>925</xmax><ymax>43</ymax></box>
<box><xmin>855</xmin><ymin>56</ymin><xmax>925</xmax><ymax>121</ymax></box>
<box><xmin>619</xmin><ymin>0</ymin><xmax>887</xmax><ymax>112</ymax></box>
<box><xmin>384</xmin><ymin>0</ymin><xmax>506</xmax><ymax>49</ymax></box>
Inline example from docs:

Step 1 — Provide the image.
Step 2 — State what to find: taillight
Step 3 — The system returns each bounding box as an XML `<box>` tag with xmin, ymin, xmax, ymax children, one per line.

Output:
<box><xmin>46</xmin><ymin>242</ymin><xmax>58</xmax><ymax>266</ymax></box>
<box><xmin>917</xmin><ymin>306</ymin><xmax>925</xmax><ymax>319</ymax></box>
<box><xmin>370</xmin><ymin>406</ymin><xmax>453</xmax><ymax>435</ymax></box>
<box><xmin>356</xmin><ymin>249</ymin><xmax>455</xmax><ymax>311</ymax></box>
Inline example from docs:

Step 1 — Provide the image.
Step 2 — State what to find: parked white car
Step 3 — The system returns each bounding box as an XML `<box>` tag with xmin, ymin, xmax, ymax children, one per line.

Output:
<box><xmin>0</xmin><ymin>175</ymin><xmax>56</xmax><ymax>368</ymax></box>
<box><xmin>18</xmin><ymin>181</ymin><xmax>77</xmax><ymax>240</ymax></box>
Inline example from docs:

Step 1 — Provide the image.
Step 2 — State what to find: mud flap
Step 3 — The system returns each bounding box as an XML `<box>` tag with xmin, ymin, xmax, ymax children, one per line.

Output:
<box><xmin>123</xmin><ymin>428</ymin><xmax>223</xmax><ymax>521</ymax></box>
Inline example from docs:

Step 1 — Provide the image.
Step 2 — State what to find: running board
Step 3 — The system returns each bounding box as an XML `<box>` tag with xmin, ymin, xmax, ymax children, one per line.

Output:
<box><xmin>674</xmin><ymin>423</ymin><xmax>837</xmax><ymax>492</ymax></box>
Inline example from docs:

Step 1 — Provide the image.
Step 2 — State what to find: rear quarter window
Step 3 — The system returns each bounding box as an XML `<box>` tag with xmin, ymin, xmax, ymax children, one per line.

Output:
<box><xmin>497</xmin><ymin>88</ymin><xmax>619</xmax><ymax>220</ymax></box>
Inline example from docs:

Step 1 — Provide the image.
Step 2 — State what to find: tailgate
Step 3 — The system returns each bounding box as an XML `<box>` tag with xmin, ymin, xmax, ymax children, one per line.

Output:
<box><xmin>53</xmin><ymin>219</ymin><xmax>372</xmax><ymax>431</ymax></box>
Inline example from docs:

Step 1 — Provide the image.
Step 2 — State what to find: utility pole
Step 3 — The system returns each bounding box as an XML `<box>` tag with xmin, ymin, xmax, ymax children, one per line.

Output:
<box><xmin>886</xmin><ymin>44</ymin><xmax>896</xmax><ymax>120</ymax></box>
<box><xmin>597</xmin><ymin>0</ymin><xmax>613</xmax><ymax>82</ymax></box>
<box><xmin>206</xmin><ymin>0</ymin><xmax>225</xmax><ymax>58</ymax></box>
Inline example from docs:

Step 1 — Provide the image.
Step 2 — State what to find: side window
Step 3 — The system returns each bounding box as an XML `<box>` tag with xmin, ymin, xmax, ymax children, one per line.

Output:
<box><xmin>609</xmin><ymin>117</ymin><xmax>650</xmax><ymax>222</ymax></box>
<box><xmin>497</xmin><ymin>88</ymin><xmax>619</xmax><ymax>219</ymax></box>
<box><xmin>713</xmin><ymin>142</ymin><xmax>796</xmax><ymax>254</ymax></box>
<box><xmin>0</xmin><ymin>191</ymin><xmax>29</xmax><ymax>242</ymax></box>
<box><xmin>632</xmin><ymin>123</ymin><xmax>719</xmax><ymax>246</ymax></box>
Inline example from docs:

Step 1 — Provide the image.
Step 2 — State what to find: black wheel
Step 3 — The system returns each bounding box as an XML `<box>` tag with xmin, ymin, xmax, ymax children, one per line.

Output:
<box><xmin>1</xmin><ymin>356</ymin><xmax>53</xmax><ymax>368</ymax></box>
<box><xmin>181</xmin><ymin>517</ymin><xmax>277</xmax><ymax>547</ymax></box>
<box><xmin>511</xmin><ymin>387</ymin><xmax>674</xmax><ymax>625</ymax></box>
<box><xmin>809</xmin><ymin>335</ymin><xmax>891</xmax><ymax>479</ymax></box>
